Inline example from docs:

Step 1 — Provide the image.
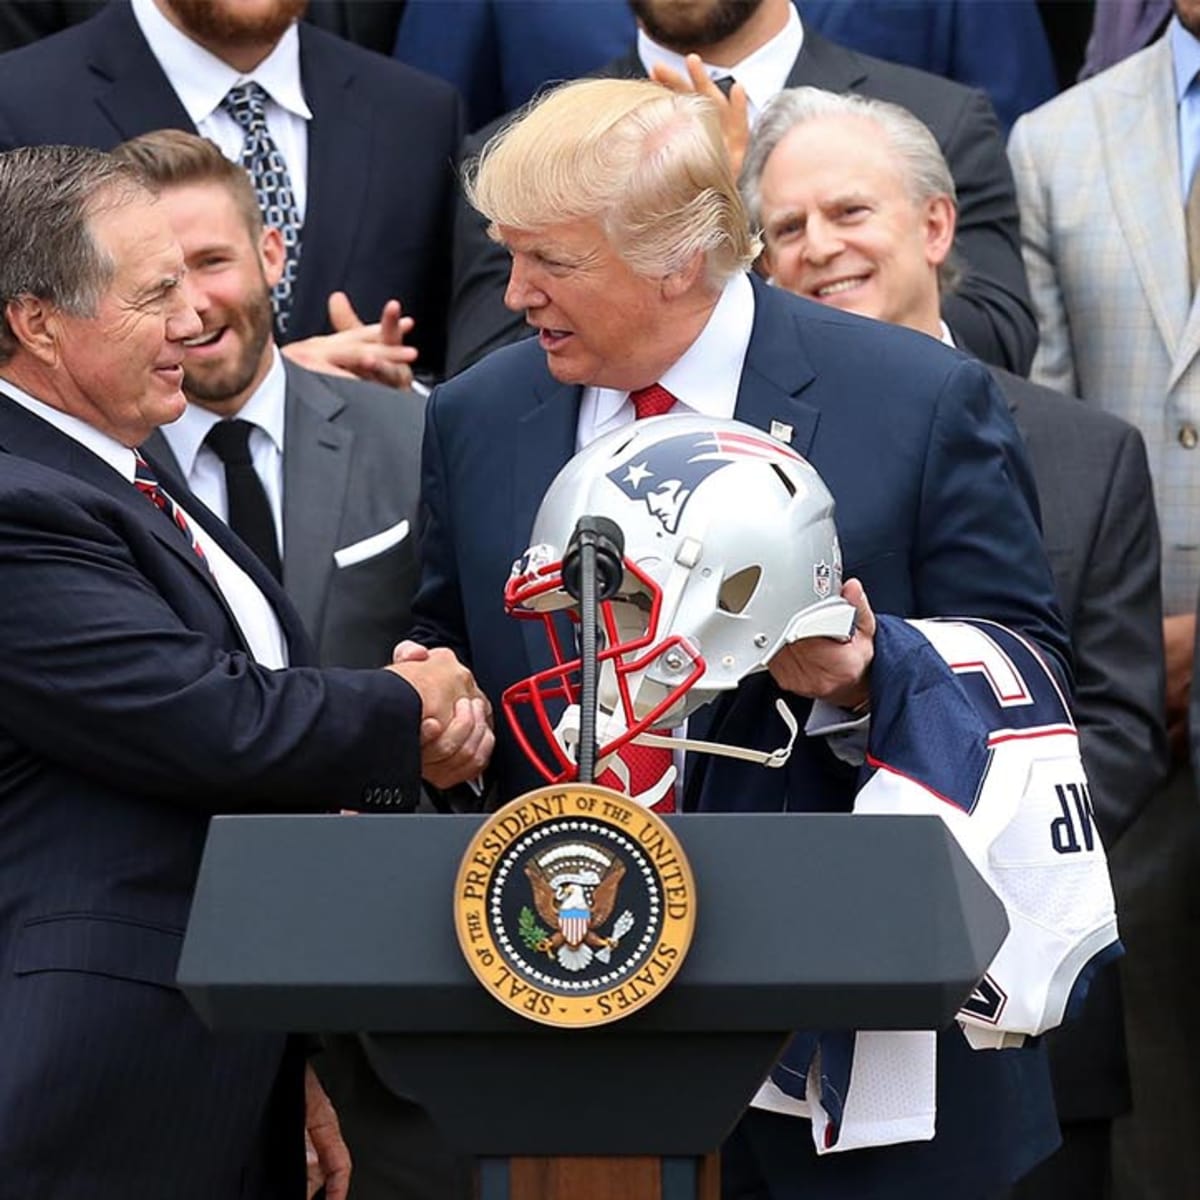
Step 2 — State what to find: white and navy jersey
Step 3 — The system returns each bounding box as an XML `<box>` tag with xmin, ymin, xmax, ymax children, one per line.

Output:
<box><xmin>857</xmin><ymin>615</ymin><xmax>1120</xmax><ymax>1047</ymax></box>
<box><xmin>752</xmin><ymin>615</ymin><xmax>1120</xmax><ymax>1154</ymax></box>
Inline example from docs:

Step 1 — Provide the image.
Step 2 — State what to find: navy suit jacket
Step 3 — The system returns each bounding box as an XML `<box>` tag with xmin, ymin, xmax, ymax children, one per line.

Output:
<box><xmin>0</xmin><ymin>393</ymin><xmax>422</xmax><ymax>1196</ymax></box>
<box><xmin>0</xmin><ymin>1</ymin><xmax>463</xmax><ymax>374</ymax></box>
<box><xmin>410</xmin><ymin>276</ymin><xmax>1068</xmax><ymax>1192</ymax></box>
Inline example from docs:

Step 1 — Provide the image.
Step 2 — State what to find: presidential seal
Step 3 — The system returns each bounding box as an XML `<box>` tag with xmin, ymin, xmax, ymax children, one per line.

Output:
<box><xmin>454</xmin><ymin>785</ymin><xmax>695</xmax><ymax>1028</ymax></box>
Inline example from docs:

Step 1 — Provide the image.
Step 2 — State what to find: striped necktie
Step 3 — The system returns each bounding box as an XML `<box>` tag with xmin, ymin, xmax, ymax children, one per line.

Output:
<box><xmin>133</xmin><ymin>452</ymin><xmax>208</xmax><ymax>566</ymax></box>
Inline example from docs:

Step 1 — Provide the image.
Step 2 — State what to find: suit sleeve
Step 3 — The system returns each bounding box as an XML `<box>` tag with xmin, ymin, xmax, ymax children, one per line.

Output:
<box><xmin>1008</xmin><ymin>115</ymin><xmax>1079</xmax><ymax>396</ymax></box>
<box><xmin>0</xmin><ymin>484</ymin><xmax>424</xmax><ymax>810</ymax></box>
<box><xmin>916</xmin><ymin>360</ymin><xmax>1072</xmax><ymax>688</ymax></box>
<box><xmin>1071</xmin><ymin>427</ymin><xmax>1168</xmax><ymax>845</ymax></box>
<box><xmin>938</xmin><ymin>87</ymin><xmax>1038</xmax><ymax>376</ymax></box>
<box><xmin>407</xmin><ymin>388</ymin><xmax>474</xmax><ymax>663</ymax></box>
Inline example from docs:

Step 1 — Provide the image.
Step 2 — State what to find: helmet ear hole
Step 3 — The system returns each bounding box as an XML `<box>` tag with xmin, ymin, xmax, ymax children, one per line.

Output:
<box><xmin>718</xmin><ymin>565</ymin><xmax>762</xmax><ymax>614</ymax></box>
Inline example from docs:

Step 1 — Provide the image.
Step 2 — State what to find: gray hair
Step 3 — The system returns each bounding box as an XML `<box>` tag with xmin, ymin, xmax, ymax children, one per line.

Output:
<box><xmin>0</xmin><ymin>145</ymin><xmax>150</xmax><ymax>364</ymax></box>
<box><xmin>740</xmin><ymin>87</ymin><xmax>962</xmax><ymax>293</ymax></box>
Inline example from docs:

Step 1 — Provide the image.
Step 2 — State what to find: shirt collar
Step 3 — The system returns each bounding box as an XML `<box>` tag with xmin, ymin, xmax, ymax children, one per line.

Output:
<box><xmin>131</xmin><ymin>0</ymin><xmax>311</xmax><ymax>126</ymax></box>
<box><xmin>1170</xmin><ymin>15</ymin><xmax>1200</xmax><ymax>104</ymax></box>
<box><xmin>161</xmin><ymin>346</ymin><xmax>287</xmax><ymax>476</ymax></box>
<box><xmin>636</xmin><ymin>4</ymin><xmax>802</xmax><ymax>124</ymax></box>
<box><xmin>0</xmin><ymin>377</ymin><xmax>137</xmax><ymax>480</ymax></box>
<box><xmin>590</xmin><ymin>273</ymin><xmax>755</xmax><ymax>427</ymax></box>
<box><xmin>939</xmin><ymin>320</ymin><xmax>955</xmax><ymax>348</ymax></box>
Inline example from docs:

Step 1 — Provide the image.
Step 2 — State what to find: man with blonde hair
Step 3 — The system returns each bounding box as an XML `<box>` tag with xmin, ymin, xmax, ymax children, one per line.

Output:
<box><xmin>409</xmin><ymin>75</ymin><xmax>1069</xmax><ymax>1198</ymax></box>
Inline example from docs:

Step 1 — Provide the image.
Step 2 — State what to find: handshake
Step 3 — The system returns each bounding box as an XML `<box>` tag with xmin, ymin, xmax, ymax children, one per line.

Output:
<box><xmin>387</xmin><ymin>640</ymin><xmax>494</xmax><ymax>788</ymax></box>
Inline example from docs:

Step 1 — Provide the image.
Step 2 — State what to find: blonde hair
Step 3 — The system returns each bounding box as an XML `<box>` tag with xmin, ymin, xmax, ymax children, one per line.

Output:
<box><xmin>466</xmin><ymin>77</ymin><xmax>759</xmax><ymax>287</ymax></box>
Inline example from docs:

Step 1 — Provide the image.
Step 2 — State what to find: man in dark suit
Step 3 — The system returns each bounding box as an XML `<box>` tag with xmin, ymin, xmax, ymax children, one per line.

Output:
<box><xmin>116</xmin><ymin>127</ymin><xmax>467</xmax><ymax>1200</ymax></box>
<box><xmin>0</xmin><ymin>0</ymin><xmax>462</xmax><ymax>380</ymax></box>
<box><xmin>446</xmin><ymin>0</ymin><xmax>1037</xmax><ymax>378</ymax></box>
<box><xmin>0</xmin><ymin>144</ymin><xmax>491</xmax><ymax>1199</ymax></box>
<box><xmin>409</xmin><ymin>74</ymin><xmax>1072</xmax><ymax>1198</ymax></box>
<box><xmin>740</xmin><ymin>84</ymin><xmax>1169</xmax><ymax>1197</ymax></box>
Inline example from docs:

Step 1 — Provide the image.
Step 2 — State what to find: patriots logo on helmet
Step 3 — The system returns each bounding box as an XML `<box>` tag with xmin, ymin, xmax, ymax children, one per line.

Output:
<box><xmin>607</xmin><ymin>430</ymin><xmax>804</xmax><ymax>534</ymax></box>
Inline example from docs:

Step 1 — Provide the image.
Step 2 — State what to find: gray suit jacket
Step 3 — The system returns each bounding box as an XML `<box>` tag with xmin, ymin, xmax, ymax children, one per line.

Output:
<box><xmin>1009</xmin><ymin>36</ymin><xmax>1200</xmax><ymax>615</ymax></box>
<box><xmin>993</xmin><ymin>367</ymin><xmax>1166</xmax><ymax>1123</ymax></box>
<box><xmin>147</xmin><ymin>361</ymin><xmax>424</xmax><ymax>669</ymax></box>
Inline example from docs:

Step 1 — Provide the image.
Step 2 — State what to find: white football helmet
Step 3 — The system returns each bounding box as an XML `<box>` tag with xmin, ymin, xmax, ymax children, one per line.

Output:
<box><xmin>503</xmin><ymin>413</ymin><xmax>855</xmax><ymax>784</ymax></box>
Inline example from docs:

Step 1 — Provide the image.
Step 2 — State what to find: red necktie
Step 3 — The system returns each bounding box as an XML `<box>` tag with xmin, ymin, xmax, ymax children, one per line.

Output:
<box><xmin>133</xmin><ymin>451</ymin><xmax>208</xmax><ymax>566</ymax></box>
<box><xmin>596</xmin><ymin>383</ymin><xmax>679</xmax><ymax>811</ymax></box>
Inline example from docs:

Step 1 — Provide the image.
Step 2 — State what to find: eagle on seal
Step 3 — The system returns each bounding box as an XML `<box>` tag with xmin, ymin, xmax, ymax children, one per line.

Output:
<box><xmin>525</xmin><ymin>842</ymin><xmax>626</xmax><ymax>972</ymax></box>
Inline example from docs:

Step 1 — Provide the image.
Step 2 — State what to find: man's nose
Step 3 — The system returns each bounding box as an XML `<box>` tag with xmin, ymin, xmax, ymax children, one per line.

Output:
<box><xmin>803</xmin><ymin>216</ymin><xmax>844</xmax><ymax>264</ymax></box>
<box><xmin>167</xmin><ymin>288</ymin><xmax>203</xmax><ymax>342</ymax></box>
<box><xmin>504</xmin><ymin>255</ymin><xmax>547</xmax><ymax>312</ymax></box>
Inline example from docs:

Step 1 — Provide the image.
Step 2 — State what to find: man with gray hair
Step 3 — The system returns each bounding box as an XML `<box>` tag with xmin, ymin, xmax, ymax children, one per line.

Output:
<box><xmin>409</xmin><ymin>74</ymin><xmax>1071</xmax><ymax>1199</ymax></box>
<box><xmin>742</xmin><ymin>83</ymin><xmax>1167</xmax><ymax>1199</ymax></box>
<box><xmin>0</xmin><ymin>143</ymin><xmax>491</xmax><ymax>1199</ymax></box>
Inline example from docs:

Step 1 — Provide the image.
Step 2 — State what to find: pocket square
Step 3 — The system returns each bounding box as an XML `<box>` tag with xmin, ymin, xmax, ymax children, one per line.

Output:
<box><xmin>333</xmin><ymin>519</ymin><xmax>410</xmax><ymax>569</ymax></box>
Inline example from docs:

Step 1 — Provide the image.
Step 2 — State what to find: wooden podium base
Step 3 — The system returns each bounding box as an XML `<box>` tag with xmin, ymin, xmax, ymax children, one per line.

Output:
<box><xmin>476</xmin><ymin>1153</ymin><xmax>720</xmax><ymax>1200</ymax></box>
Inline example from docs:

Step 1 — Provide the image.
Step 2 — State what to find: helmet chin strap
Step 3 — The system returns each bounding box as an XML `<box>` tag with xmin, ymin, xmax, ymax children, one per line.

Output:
<box><xmin>552</xmin><ymin>697</ymin><xmax>800</xmax><ymax>772</ymax></box>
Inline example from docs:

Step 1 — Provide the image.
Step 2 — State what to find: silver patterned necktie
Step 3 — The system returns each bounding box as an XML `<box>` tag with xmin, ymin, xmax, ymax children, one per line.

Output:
<box><xmin>221</xmin><ymin>81</ymin><xmax>302</xmax><ymax>333</ymax></box>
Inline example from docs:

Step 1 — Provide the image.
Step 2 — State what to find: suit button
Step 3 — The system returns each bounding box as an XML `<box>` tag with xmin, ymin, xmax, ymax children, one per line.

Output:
<box><xmin>1181</xmin><ymin>423</ymin><xmax>1198</xmax><ymax>449</ymax></box>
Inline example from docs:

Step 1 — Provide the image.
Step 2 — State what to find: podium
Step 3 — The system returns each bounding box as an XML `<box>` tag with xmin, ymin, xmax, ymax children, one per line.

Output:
<box><xmin>179</xmin><ymin>812</ymin><xmax>1006</xmax><ymax>1200</ymax></box>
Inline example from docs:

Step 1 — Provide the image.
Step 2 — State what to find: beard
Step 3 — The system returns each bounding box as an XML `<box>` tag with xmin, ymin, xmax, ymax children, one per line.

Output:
<box><xmin>629</xmin><ymin>0</ymin><xmax>764</xmax><ymax>52</ymax></box>
<box><xmin>183</xmin><ymin>286</ymin><xmax>275</xmax><ymax>409</ymax></box>
<box><xmin>162</xmin><ymin>0</ymin><xmax>308</xmax><ymax>48</ymax></box>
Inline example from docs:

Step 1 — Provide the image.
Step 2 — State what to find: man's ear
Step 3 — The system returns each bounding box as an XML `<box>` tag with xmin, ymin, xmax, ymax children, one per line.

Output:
<box><xmin>923</xmin><ymin>194</ymin><xmax>957</xmax><ymax>268</ymax></box>
<box><xmin>259</xmin><ymin>225</ymin><xmax>286</xmax><ymax>289</ymax></box>
<box><xmin>5</xmin><ymin>296</ymin><xmax>61</xmax><ymax>365</ymax></box>
<box><xmin>660</xmin><ymin>251</ymin><xmax>706</xmax><ymax>300</ymax></box>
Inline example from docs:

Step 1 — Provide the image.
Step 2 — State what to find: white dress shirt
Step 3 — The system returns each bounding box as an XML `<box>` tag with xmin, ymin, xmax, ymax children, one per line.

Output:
<box><xmin>577</xmin><ymin>272</ymin><xmax>754</xmax><ymax>449</ymax></box>
<box><xmin>131</xmin><ymin>0</ymin><xmax>312</xmax><ymax>217</ymax></box>
<box><xmin>0</xmin><ymin>378</ymin><xmax>288</xmax><ymax>669</ymax></box>
<box><xmin>636</xmin><ymin>3</ymin><xmax>803</xmax><ymax>126</ymax></box>
<box><xmin>158</xmin><ymin>347</ymin><xmax>286</xmax><ymax>557</ymax></box>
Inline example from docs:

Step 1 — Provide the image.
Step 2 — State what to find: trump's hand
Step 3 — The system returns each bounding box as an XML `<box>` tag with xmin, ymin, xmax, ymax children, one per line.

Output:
<box><xmin>389</xmin><ymin>641</ymin><xmax>494</xmax><ymax>787</ymax></box>
<box><xmin>281</xmin><ymin>292</ymin><xmax>417</xmax><ymax>389</ymax></box>
<box><xmin>304</xmin><ymin>1064</ymin><xmax>350</xmax><ymax>1200</ymax></box>
<box><xmin>768</xmin><ymin>579</ymin><xmax>876</xmax><ymax>711</ymax></box>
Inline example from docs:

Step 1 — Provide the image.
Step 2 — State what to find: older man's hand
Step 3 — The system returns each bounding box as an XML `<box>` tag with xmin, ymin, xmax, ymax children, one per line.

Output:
<box><xmin>281</xmin><ymin>292</ymin><xmax>417</xmax><ymax>389</ymax></box>
<box><xmin>304</xmin><ymin>1064</ymin><xmax>350</xmax><ymax>1200</ymax></box>
<box><xmin>768</xmin><ymin>579</ymin><xmax>876</xmax><ymax>711</ymax></box>
<box><xmin>389</xmin><ymin>641</ymin><xmax>494</xmax><ymax>787</ymax></box>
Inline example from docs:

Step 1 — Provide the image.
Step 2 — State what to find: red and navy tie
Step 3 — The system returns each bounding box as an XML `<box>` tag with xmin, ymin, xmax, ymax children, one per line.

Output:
<box><xmin>133</xmin><ymin>451</ymin><xmax>208</xmax><ymax>566</ymax></box>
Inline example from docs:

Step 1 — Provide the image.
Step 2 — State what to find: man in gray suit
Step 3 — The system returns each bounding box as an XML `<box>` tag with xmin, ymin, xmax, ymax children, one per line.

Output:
<box><xmin>116</xmin><ymin>129</ymin><xmax>470</xmax><ymax>1199</ymax></box>
<box><xmin>740</xmin><ymin>86</ymin><xmax>1168</xmax><ymax>1199</ymax></box>
<box><xmin>1010</xmin><ymin>10</ymin><xmax>1200</xmax><ymax>1193</ymax></box>
<box><xmin>117</xmin><ymin>129</ymin><xmax>422</xmax><ymax>672</ymax></box>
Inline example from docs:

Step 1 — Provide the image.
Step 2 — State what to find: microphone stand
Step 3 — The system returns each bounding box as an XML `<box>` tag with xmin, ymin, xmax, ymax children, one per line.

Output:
<box><xmin>562</xmin><ymin>516</ymin><xmax>625</xmax><ymax>784</ymax></box>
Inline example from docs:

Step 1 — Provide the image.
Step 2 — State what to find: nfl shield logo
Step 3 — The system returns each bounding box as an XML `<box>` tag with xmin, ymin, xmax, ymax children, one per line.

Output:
<box><xmin>813</xmin><ymin>560</ymin><xmax>833</xmax><ymax>599</ymax></box>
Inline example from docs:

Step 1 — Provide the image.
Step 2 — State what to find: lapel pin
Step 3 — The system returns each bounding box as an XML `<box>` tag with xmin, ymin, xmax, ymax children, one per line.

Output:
<box><xmin>769</xmin><ymin>420</ymin><xmax>794</xmax><ymax>445</ymax></box>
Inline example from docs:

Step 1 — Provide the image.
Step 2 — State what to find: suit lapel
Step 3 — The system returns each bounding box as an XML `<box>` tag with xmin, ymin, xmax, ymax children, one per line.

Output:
<box><xmin>686</xmin><ymin>279</ymin><xmax>821</xmax><ymax>801</ymax></box>
<box><xmin>513</xmin><ymin>371</ymin><xmax>583</xmax><ymax>673</ymax></box>
<box><xmin>1097</xmin><ymin>40</ymin><xmax>1189</xmax><ymax>371</ymax></box>
<box><xmin>87</xmin><ymin>4</ymin><xmax>197</xmax><ymax>140</ymax></box>
<box><xmin>279</xmin><ymin>363</ymin><xmax>352</xmax><ymax>638</ymax></box>
<box><xmin>785</xmin><ymin>29</ymin><xmax>866</xmax><ymax>92</ymax></box>
<box><xmin>289</xmin><ymin>27</ymin><xmax>371</xmax><ymax>338</ymax></box>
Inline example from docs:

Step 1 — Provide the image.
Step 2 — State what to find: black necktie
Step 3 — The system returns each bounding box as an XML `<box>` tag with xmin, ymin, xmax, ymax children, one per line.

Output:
<box><xmin>203</xmin><ymin>419</ymin><xmax>282</xmax><ymax>579</ymax></box>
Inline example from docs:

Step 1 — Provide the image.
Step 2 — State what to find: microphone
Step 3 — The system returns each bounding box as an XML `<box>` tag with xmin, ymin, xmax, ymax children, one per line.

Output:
<box><xmin>562</xmin><ymin>515</ymin><xmax>625</xmax><ymax>603</ymax></box>
<box><xmin>561</xmin><ymin>515</ymin><xmax>625</xmax><ymax>784</ymax></box>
